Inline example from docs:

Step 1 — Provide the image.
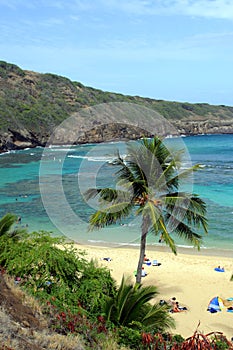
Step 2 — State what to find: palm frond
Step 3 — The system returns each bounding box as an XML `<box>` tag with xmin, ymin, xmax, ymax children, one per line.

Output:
<box><xmin>165</xmin><ymin>163</ymin><xmax>203</xmax><ymax>189</ymax></box>
<box><xmin>88</xmin><ymin>201</ymin><xmax>134</xmax><ymax>230</ymax></box>
<box><xmin>158</xmin><ymin>217</ymin><xmax>177</xmax><ymax>253</ymax></box>
<box><xmin>155</xmin><ymin>159</ymin><xmax>179</xmax><ymax>192</ymax></box>
<box><xmin>103</xmin><ymin>275</ymin><xmax>173</xmax><ymax>332</ymax></box>
<box><xmin>0</xmin><ymin>213</ymin><xmax>17</xmax><ymax>237</ymax></box>
<box><xmin>85</xmin><ymin>187</ymin><xmax>132</xmax><ymax>204</ymax></box>
<box><xmin>142</xmin><ymin>137</ymin><xmax>170</xmax><ymax>164</ymax></box>
<box><xmin>118</xmin><ymin>281</ymin><xmax>158</xmax><ymax>326</ymax></box>
<box><xmin>142</xmin><ymin>201</ymin><xmax>177</xmax><ymax>253</ymax></box>
<box><xmin>142</xmin><ymin>303</ymin><xmax>175</xmax><ymax>332</ymax></box>
<box><xmin>164</xmin><ymin>193</ymin><xmax>208</xmax><ymax>235</ymax></box>
<box><xmin>116</xmin><ymin>157</ymin><xmax>148</xmax><ymax>197</ymax></box>
<box><xmin>142</xmin><ymin>201</ymin><xmax>160</xmax><ymax>232</ymax></box>
<box><xmin>173</xmin><ymin>221</ymin><xmax>203</xmax><ymax>249</ymax></box>
<box><xmin>115</xmin><ymin>275</ymin><xmax>135</xmax><ymax>324</ymax></box>
<box><xmin>123</xmin><ymin>285</ymin><xmax>158</xmax><ymax>324</ymax></box>
<box><xmin>84</xmin><ymin>188</ymin><xmax>102</xmax><ymax>200</ymax></box>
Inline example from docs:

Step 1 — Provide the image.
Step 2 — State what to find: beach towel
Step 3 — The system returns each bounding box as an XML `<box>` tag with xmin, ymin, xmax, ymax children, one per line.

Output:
<box><xmin>214</xmin><ymin>267</ymin><xmax>225</xmax><ymax>272</ymax></box>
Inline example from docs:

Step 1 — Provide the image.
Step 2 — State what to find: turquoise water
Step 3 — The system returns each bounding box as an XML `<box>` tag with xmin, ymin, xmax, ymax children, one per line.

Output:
<box><xmin>0</xmin><ymin>134</ymin><xmax>232</xmax><ymax>252</ymax></box>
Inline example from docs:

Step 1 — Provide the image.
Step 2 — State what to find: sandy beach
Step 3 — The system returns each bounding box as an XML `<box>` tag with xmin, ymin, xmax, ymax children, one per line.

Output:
<box><xmin>76</xmin><ymin>243</ymin><xmax>233</xmax><ymax>340</ymax></box>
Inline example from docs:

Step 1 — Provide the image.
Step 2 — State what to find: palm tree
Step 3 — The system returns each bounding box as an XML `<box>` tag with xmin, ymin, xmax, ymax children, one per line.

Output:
<box><xmin>0</xmin><ymin>213</ymin><xmax>23</xmax><ymax>240</ymax></box>
<box><xmin>85</xmin><ymin>136</ymin><xmax>208</xmax><ymax>283</ymax></box>
<box><xmin>104</xmin><ymin>275</ymin><xmax>174</xmax><ymax>332</ymax></box>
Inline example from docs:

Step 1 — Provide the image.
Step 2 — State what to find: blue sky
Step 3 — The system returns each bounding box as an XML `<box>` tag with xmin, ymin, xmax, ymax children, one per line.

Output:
<box><xmin>0</xmin><ymin>0</ymin><xmax>233</xmax><ymax>106</ymax></box>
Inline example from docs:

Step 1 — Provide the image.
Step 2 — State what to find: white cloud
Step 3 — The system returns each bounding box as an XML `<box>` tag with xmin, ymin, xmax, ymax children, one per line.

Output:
<box><xmin>174</xmin><ymin>0</ymin><xmax>233</xmax><ymax>20</ymax></box>
<box><xmin>1</xmin><ymin>0</ymin><xmax>233</xmax><ymax>19</ymax></box>
<box><xmin>99</xmin><ymin>0</ymin><xmax>233</xmax><ymax>20</ymax></box>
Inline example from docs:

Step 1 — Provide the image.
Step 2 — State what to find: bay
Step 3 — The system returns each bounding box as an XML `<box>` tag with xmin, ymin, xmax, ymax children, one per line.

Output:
<box><xmin>0</xmin><ymin>134</ymin><xmax>232</xmax><ymax>252</ymax></box>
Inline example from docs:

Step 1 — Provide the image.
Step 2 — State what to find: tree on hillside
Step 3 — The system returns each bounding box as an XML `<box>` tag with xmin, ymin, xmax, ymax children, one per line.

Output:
<box><xmin>85</xmin><ymin>136</ymin><xmax>208</xmax><ymax>283</ymax></box>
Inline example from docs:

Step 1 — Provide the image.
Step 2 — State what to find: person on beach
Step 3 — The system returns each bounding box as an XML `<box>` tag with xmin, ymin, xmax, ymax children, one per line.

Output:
<box><xmin>144</xmin><ymin>254</ymin><xmax>149</xmax><ymax>262</ymax></box>
<box><xmin>102</xmin><ymin>257</ymin><xmax>112</xmax><ymax>262</ymax></box>
<box><xmin>169</xmin><ymin>297</ymin><xmax>177</xmax><ymax>307</ymax></box>
<box><xmin>141</xmin><ymin>266</ymin><xmax>147</xmax><ymax>277</ymax></box>
<box><xmin>159</xmin><ymin>234</ymin><xmax>164</xmax><ymax>243</ymax></box>
<box><xmin>172</xmin><ymin>301</ymin><xmax>188</xmax><ymax>313</ymax></box>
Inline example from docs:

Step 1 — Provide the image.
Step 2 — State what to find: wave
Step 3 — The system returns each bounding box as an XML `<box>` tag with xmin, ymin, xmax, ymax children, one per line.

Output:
<box><xmin>48</xmin><ymin>144</ymin><xmax>73</xmax><ymax>149</ymax></box>
<box><xmin>47</xmin><ymin>147</ymin><xmax>73</xmax><ymax>152</ymax></box>
<box><xmin>87</xmin><ymin>239</ymin><xmax>140</xmax><ymax>247</ymax></box>
<box><xmin>87</xmin><ymin>239</ymin><xmax>224</xmax><ymax>252</ymax></box>
<box><xmin>67</xmin><ymin>153</ymin><xmax>128</xmax><ymax>163</ymax></box>
<box><xmin>68</xmin><ymin>155</ymin><xmax>115</xmax><ymax>162</ymax></box>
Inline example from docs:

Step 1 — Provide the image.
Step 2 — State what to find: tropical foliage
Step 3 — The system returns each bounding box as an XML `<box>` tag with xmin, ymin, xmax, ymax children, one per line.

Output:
<box><xmin>85</xmin><ymin>136</ymin><xmax>208</xmax><ymax>283</ymax></box>
<box><xmin>0</xmin><ymin>215</ymin><xmax>116</xmax><ymax>317</ymax></box>
<box><xmin>0</xmin><ymin>212</ymin><xmax>26</xmax><ymax>241</ymax></box>
<box><xmin>0</xmin><ymin>212</ymin><xmax>176</xmax><ymax>348</ymax></box>
<box><xmin>104</xmin><ymin>275</ymin><xmax>174</xmax><ymax>332</ymax></box>
<box><xmin>0</xmin><ymin>213</ymin><xmax>232</xmax><ymax>349</ymax></box>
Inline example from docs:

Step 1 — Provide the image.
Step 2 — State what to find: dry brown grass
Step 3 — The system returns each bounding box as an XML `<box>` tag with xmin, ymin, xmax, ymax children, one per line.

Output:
<box><xmin>0</xmin><ymin>305</ymin><xmax>87</xmax><ymax>350</ymax></box>
<box><xmin>0</xmin><ymin>274</ymin><xmax>128</xmax><ymax>350</ymax></box>
<box><xmin>4</xmin><ymin>276</ymin><xmax>44</xmax><ymax>318</ymax></box>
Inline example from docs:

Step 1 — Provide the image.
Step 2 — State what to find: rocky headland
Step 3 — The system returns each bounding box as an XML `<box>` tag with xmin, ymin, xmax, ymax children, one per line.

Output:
<box><xmin>0</xmin><ymin>61</ymin><xmax>232</xmax><ymax>152</ymax></box>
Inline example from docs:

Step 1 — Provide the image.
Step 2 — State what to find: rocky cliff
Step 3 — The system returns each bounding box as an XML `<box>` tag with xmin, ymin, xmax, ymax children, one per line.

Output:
<box><xmin>0</xmin><ymin>61</ymin><xmax>232</xmax><ymax>152</ymax></box>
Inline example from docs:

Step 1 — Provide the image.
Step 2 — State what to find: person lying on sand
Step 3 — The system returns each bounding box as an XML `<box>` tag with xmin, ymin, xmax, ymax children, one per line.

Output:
<box><xmin>101</xmin><ymin>257</ymin><xmax>112</xmax><ymax>261</ymax></box>
<box><xmin>169</xmin><ymin>300</ymin><xmax>188</xmax><ymax>313</ymax></box>
<box><xmin>169</xmin><ymin>297</ymin><xmax>177</xmax><ymax>307</ymax></box>
<box><xmin>173</xmin><ymin>302</ymin><xmax>187</xmax><ymax>312</ymax></box>
<box><xmin>143</xmin><ymin>254</ymin><xmax>150</xmax><ymax>262</ymax></box>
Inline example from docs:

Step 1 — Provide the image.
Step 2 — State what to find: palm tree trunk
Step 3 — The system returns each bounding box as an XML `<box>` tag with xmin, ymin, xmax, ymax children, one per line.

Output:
<box><xmin>136</xmin><ymin>215</ymin><xmax>149</xmax><ymax>284</ymax></box>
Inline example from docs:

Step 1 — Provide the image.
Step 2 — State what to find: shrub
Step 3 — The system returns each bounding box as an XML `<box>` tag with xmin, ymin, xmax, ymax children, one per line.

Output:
<box><xmin>76</xmin><ymin>259</ymin><xmax>117</xmax><ymax>317</ymax></box>
<box><xmin>117</xmin><ymin>326</ymin><xmax>142</xmax><ymax>349</ymax></box>
<box><xmin>0</xmin><ymin>225</ymin><xmax>117</xmax><ymax>320</ymax></box>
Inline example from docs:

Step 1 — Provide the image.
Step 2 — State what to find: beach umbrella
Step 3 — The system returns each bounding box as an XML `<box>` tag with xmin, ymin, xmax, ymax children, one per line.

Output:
<box><xmin>207</xmin><ymin>296</ymin><xmax>224</xmax><ymax>312</ymax></box>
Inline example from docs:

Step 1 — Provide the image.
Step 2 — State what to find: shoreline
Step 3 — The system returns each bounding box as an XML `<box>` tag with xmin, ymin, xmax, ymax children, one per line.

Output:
<box><xmin>75</xmin><ymin>239</ymin><xmax>233</xmax><ymax>259</ymax></box>
<box><xmin>73</xmin><ymin>242</ymin><xmax>233</xmax><ymax>340</ymax></box>
<box><xmin>1</xmin><ymin>132</ymin><xmax>233</xmax><ymax>155</ymax></box>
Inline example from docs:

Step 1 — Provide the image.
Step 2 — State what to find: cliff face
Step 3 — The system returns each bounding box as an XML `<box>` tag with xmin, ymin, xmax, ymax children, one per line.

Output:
<box><xmin>174</xmin><ymin>119</ymin><xmax>233</xmax><ymax>135</ymax></box>
<box><xmin>0</xmin><ymin>61</ymin><xmax>232</xmax><ymax>152</ymax></box>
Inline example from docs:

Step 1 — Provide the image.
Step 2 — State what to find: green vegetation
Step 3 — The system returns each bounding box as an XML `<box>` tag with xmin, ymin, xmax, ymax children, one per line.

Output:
<box><xmin>85</xmin><ymin>136</ymin><xmax>208</xmax><ymax>284</ymax></box>
<box><xmin>0</xmin><ymin>213</ymin><xmax>232</xmax><ymax>349</ymax></box>
<box><xmin>0</xmin><ymin>60</ymin><xmax>233</xmax><ymax>137</ymax></box>
<box><xmin>104</xmin><ymin>275</ymin><xmax>174</xmax><ymax>332</ymax></box>
<box><xmin>0</xmin><ymin>218</ymin><xmax>116</xmax><ymax>320</ymax></box>
<box><xmin>0</xmin><ymin>61</ymin><xmax>25</xmax><ymax>78</ymax></box>
<box><xmin>0</xmin><ymin>213</ymin><xmax>175</xmax><ymax>349</ymax></box>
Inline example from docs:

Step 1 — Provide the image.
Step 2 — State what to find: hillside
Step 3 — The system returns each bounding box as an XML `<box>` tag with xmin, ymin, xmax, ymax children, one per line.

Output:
<box><xmin>0</xmin><ymin>60</ymin><xmax>233</xmax><ymax>152</ymax></box>
<box><xmin>0</xmin><ymin>273</ymin><xmax>85</xmax><ymax>350</ymax></box>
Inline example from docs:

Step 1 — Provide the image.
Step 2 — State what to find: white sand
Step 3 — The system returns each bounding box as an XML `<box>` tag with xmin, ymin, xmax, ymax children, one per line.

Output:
<box><xmin>76</xmin><ymin>244</ymin><xmax>233</xmax><ymax>340</ymax></box>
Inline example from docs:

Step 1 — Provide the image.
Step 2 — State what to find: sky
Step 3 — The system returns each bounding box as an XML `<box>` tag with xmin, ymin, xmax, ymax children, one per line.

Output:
<box><xmin>0</xmin><ymin>0</ymin><xmax>233</xmax><ymax>106</ymax></box>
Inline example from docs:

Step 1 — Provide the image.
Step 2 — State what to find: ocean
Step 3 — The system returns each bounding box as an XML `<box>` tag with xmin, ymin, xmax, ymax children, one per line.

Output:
<box><xmin>0</xmin><ymin>134</ymin><xmax>232</xmax><ymax>253</ymax></box>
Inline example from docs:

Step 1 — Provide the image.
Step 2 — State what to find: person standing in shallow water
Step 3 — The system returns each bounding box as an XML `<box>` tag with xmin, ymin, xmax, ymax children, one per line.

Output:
<box><xmin>17</xmin><ymin>216</ymin><xmax>21</xmax><ymax>224</ymax></box>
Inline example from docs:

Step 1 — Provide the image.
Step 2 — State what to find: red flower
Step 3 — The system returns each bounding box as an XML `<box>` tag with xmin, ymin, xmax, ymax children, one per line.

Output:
<box><xmin>142</xmin><ymin>332</ymin><xmax>153</xmax><ymax>345</ymax></box>
<box><xmin>97</xmin><ymin>315</ymin><xmax>105</xmax><ymax>323</ymax></box>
